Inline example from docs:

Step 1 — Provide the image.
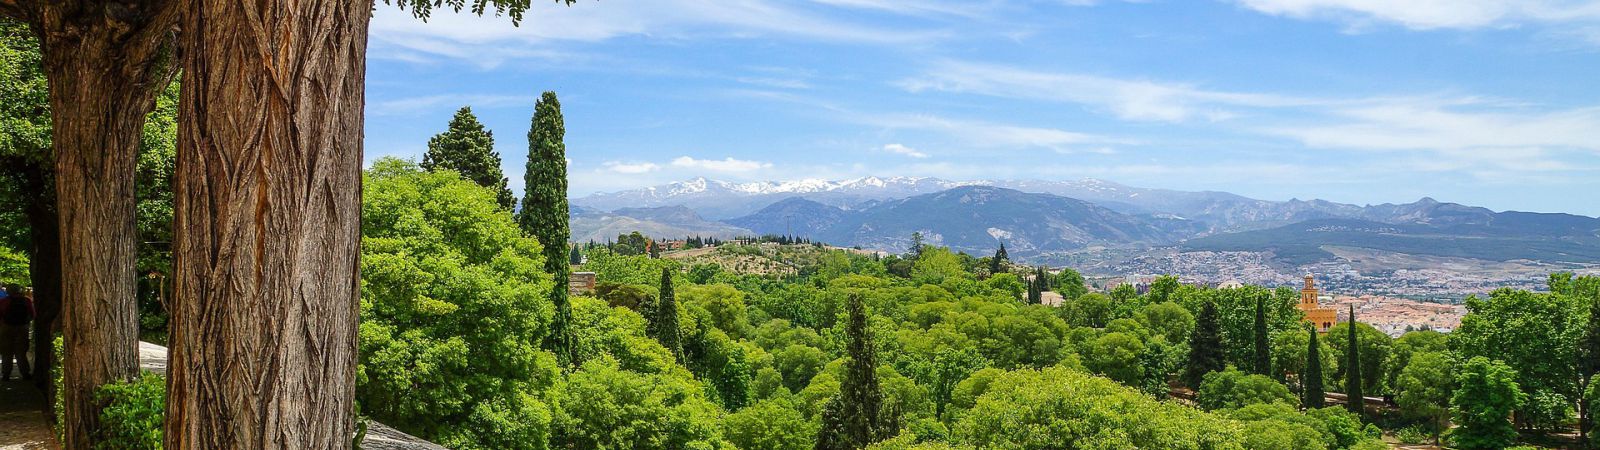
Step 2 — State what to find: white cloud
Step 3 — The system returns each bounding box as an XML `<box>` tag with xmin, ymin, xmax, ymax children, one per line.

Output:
<box><xmin>896</xmin><ymin>60</ymin><xmax>1600</xmax><ymax>176</ymax></box>
<box><xmin>670</xmin><ymin>156</ymin><xmax>774</xmax><ymax>172</ymax></box>
<box><xmin>603</xmin><ymin>161</ymin><xmax>662</xmax><ymax>174</ymax></box>
<box><xmin>864</xmin><ymin>113</ymin><xmax>1124</xmax><ymax>151</ymax></box>
<box><xmin>807</xmin><ymin>0</ymin><xmax>994</xmax><ymax>18</ymax></box>
<box><xmin>369</xmin><ymin>94</ymin><xmax>537</xmax><ymax>116</ymax></box>
<box><xmin>721</xmin><ymin>87</ymin><xmax>1127</xmax><ymax>152</ymax></box>
<box><xmin>898</xmin><ymin>61</ymin><xmax>1313</xmax><ymax>122</ymax></box>
<box><xmin>1266</xmin><ymin>101</ymin><xmax>1600</xmax><ymax>153</ymax></box>
<box><xmin>881</xmin><ymin>143</ymin><xmax>930</xmax><ymax>158</ymax></box>
<box><xmin>369</xmin><ymin>0</ymin><xmax>950</xmax><ymax>65</ymax></box>
<box><xmin>1231</xmin><ymin>0</ymin><xmax>1600</xmax><ymax>30</ymax></box>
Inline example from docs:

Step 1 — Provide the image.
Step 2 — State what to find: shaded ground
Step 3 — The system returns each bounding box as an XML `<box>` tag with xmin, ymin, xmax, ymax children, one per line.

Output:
<box><xmin>0</xmin><ymin>358</ymin><xmax>58</xmax><ymax>450</ymax></box>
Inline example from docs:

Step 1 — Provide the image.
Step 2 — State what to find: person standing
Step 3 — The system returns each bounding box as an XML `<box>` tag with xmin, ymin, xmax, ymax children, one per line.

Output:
<box><xmin>0</xmin><ymin>284</ymin><xmax>34</xmax><ymax>381</ymax></box>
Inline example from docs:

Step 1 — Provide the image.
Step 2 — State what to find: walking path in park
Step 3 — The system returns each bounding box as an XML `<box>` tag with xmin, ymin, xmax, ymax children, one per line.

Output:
<box><xmin>2</xmin><ymin>342</ymin><xmax>443</xmax><ymax>450</ymax></box>
<box><xmin>0</xmin><ymin>356</ymin><xmax>56</xmax><ymax>450</ymax></box>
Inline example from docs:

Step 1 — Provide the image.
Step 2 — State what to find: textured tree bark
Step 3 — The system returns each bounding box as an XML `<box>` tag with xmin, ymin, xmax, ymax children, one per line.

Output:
<box><xmin>165</xmin><ymin>0</ymin><xmax>367</xmax><ymax>447</ymax></box>
<box><xmin>28</xmin><ymin>3</ymin><xmax>178</xmax><ymax>448</ymax></box>
<box><xmin>17</xmin><ymin>160</ymin><xmax>61</xmax><ymax>399</ymax></box>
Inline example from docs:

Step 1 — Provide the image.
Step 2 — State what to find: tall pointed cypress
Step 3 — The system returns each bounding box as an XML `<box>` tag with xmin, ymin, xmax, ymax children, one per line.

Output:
<box><xmin>517</xmin><ymin>92</ymin><xmax>573</xmax><ymax>366</ymax></box>
<box><xmin>1304</xmin><ymin>326</ymin><xmax>1326</xmax><ymax>408</ymax></box>
<box><xmin>1184</xmin><ymin>301</ymin><xmax>1224</xmax><ymax>388</ymax></box>
<box><xmin>1345</xmin><ymin>305</ymin><xmax>1365</xmax><ymax>418</ymax></box>
<box><xmin>989</xmin><ymin>243</ymin><xmax>1008</xmax><ymax>275</ymax></box>
<box><xmin>817</xmin><ymin>293</ymin><xmax>891</xmax><ymax>449</ymax></box>
<box><xmin>422</xmin><ymin>106</ymin><xmax>516</xmax><ymax>209</ymax></box>
<box><xmin>1253</xmin><ymin>297</ymin><xmax>1271</xmax><ymax>375</ymax></box>
<box><xmin>654</xmin><ymin>267</ymin><xmax>683</xmax><ymax>361</ymax></box>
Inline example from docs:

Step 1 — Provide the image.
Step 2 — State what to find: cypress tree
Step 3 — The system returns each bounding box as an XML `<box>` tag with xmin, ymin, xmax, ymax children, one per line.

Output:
<box><xmin>654</xmin><ymin>267</ymin><xmax>683</xmax><ymax>361</ymax></box>
<box><xmin>1184</xmin><ymin>301</ymin><xmax>1225</xmax><ymax>388</ymax></box>
<box><xmin>568</xmin><ymin>245</ymin><xmax>581</xmax><ymax>265</ymax></box>
<box><xmin>1025</xmin><ymin>273</ymin><xmax>1040</xmax><ymax>304</ymax></box>
<box><xmin>1033</xmin><ymin>269</ymin><xmax>1047</xmax><ymax>304</ymax></box>
<box><xmin>517</xmin><ymin>92</ymin><xmax>573</xmax><ymax>366</ymax></box>
<box><xmin>1304</xmin><ymin>326</ymin><xmax>1326</xmax><ymax>408</ymax></box>
<box><xmin>422</xmin><ymin>106</ymin><xmax>516</xmax><ymax>209</ymax></box>
<box><xmin>1345</xmin><ymin>305</ymin><xmax>1365</xmax><ymax>418</ymax></box>
<box><xmin>817</xmin><ymin>293</ymin><xmax>890</xmax><ymax>449</ymax></box>
<box><xmin>814</xmin><ymin>398</ymin><xmax>848</xmax><ymax>450</ymax></box>
<box><xmin>989</xmin><ymin>243</ymin><xmax>1008</xmax><ymax>274</ymax></box>
<box><xmin>1253</xmin><ymin>297</ymin><xmax>1271</xmax><ymax>376</ymax></box>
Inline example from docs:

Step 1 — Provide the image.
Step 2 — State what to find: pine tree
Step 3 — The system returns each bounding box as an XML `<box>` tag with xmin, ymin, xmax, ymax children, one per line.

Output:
<box><xmin>654</xmin><ymin>267</ymin><xmax>683</xmax><ymax>361</ymax></box>
<box><xmin>816</xmin><ymin>293</ymin><xmax>892</xmax><ymax>449</ymax></box>
<box><xmin>422</xmin><ymin>106</ymin><xmax>515</xmax><ymax>209</ymax></box>
<box><xmin>568</xmin><ymin>245</ymin><xmax>581</xmax><ymax>265</ymax></box>
<box><xmin>1253</xmin><ymin>297</ymin><xmax>1271</xmax><ymax>376</ymax></box>
<box><xmin>1346</xmin><ymin>305</ymin><xmax>1365</xmax><ymax>418</ymax></box>
<box><xmin>990</xmin><ymin>243</ymin><xmax>1008</xmax><ymax>274</ymax></box>
<box><xmin>1304</xmin><ymin>326</ymin><xmax>1326</xmax><ymax>408</ymax></box>
<box><xmin>516</xmin><ymin>92</ymin><xmax>573</xmax><ymax>366</ymax></box>
<box><xmin>1184</xmin><ymin>301</ymin><xmax>1225</xmax><ymax>388</ymax></box>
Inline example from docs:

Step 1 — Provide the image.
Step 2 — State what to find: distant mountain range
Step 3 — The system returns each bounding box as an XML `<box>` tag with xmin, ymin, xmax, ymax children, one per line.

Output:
<box><xmin>570</xmin><ymin>205</ymin><xmax>751</xmax><ymax>243</ymax></box>
<box><xmin>730</xmin><ymin>186</ymin><xmax>1202</xmax><ymax>254</ymax></box>
<box><xmin>570</xmin><ymin>176</ymin><xmax>1600</xmax><ymax>265</ymax></box>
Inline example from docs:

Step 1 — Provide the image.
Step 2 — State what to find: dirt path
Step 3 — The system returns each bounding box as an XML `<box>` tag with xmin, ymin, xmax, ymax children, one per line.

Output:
<box><xmin>0</xmin><ymin>375</ymin><xmax>58</xmax><ymax>450</ymax></box>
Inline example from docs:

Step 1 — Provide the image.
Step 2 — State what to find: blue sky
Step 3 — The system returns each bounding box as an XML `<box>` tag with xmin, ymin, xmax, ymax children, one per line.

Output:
<box><xmin>363</xmin><ymin>0</ymin><xmax>1600</xmax><ymax>216</ymax></box>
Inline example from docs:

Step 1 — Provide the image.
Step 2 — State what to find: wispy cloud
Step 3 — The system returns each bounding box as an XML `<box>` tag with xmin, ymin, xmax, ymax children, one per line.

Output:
<box><xmin>1231</xmin><ymin>0</ymin><xmax>1600</xmax><ymax>33</ymax></box>
<box><xmin>880</xmin><ymin>143</ymin><xmax>930</xmax><ymax>158</ymax></box>
<box><xmin>670</xmin><ymin>156</ymin><xmax>775</xmax><ymax>172</ymax></box>
<box><xmin>1264</xmin><ymin>101</ymin><xmax>1600</xmax><ymax>153</ymax></box>
<box><xmin>370</xmin><ymin>0</ymin><xmax>952</xmax><ymax>65</ymax></box>
<box><xmin>370</xmin><ymin>94</ymin><xmax>538</xmax><ymax>116</ymax></box>
<box><xmin>603</xmin><ymin>161</ymin><xmax>662</xmax><ymax>174</ymax></box>
<box><xmin>862</xmin><ymin>113</ymin><xmax>1127</xmax><ymax>152</ymax></box>
<box><xmin>896</xmin><ymin>59</ymin><xmax>1600</xmax><ymax>176</ymax></box>
<box><xmin>898</xmin><ymin>60</ymin><xmax>1316</xmax><ymax>122</ymax></box>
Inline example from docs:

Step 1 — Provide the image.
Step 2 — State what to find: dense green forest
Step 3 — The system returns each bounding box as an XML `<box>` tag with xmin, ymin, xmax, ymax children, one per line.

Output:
<box><xmin>342</xmin><ymin>154</ymin><xmax>1600</xmax><ymax>449</ymax></box>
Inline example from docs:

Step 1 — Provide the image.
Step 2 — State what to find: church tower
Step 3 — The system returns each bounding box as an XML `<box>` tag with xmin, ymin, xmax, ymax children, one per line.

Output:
<box><xmin>1297</xmin><ymin>273</ymin><xmax>1338</xmax><ymax>332</ymax></box>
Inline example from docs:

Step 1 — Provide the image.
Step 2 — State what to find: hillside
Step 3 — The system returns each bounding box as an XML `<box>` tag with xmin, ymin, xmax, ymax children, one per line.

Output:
<box><xmin>725</xmin><ymin>197</ymin><xmax>850</xmax><ymax>237</ymax></box>
<box><xmin>1183</xmin><ymin>218</ymin><xmax>1600</xmax><ymax>265</ymax></box>
<box><xmin>570</xmin><ymin>205</ymin><xmax>752</xmax><ymax>242</ymax></box>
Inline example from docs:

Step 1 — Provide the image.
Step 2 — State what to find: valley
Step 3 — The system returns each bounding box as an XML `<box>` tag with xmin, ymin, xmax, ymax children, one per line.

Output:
<box><xmin>571</xmin><ymin>176</ymin><xmax>1600</xmax><ymax>299</ymax></box>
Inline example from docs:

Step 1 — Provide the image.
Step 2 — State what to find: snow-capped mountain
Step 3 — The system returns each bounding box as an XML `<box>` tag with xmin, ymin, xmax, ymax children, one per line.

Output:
<box><xmin>572</xmin><ymin>176</ymin><xmax>1350</xmax><ymax>229</ymax></box>
<box><xmin>573</xmin><ymin>176</ymin><xmax>981</xmax><ymax>219</ymax></box>
<box><xmin>569</xmin><ymin>177</ymin><xmax>1600</xmax><ymax>264</ymax></box>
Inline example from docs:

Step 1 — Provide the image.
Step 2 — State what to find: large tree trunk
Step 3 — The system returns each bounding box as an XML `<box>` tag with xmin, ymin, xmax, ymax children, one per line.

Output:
<box><xmin>165</xmin><ymin>0</ymin><xmax>367</xmax><ymax>447</ymax></box>
<box><xmin>32</xmin><ymin>3</ymin><xmax>178</xmax><ymax>448</ymax></box>
<box><xmin>18</xmin><ymin>160</ymin><xmax>61</xmax><ymax>400</ymax></box>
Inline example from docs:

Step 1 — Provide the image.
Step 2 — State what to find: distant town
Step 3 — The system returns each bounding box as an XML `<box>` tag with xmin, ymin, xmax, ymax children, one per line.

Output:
<box><xmin>1081</xmin><ymin>249</ymin><xmax>1600</xmax><ymax>337</ymax></box>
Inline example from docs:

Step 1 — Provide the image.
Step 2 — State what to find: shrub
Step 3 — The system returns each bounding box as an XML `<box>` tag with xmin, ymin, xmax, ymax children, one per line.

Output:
<box><xmin>93</xmin><ymin>375</ymin><xmax>165</xmax><ymax>450</ymax></box>
<box><xmin>1394</xmin><ymin>425</ymin><xmax>1430</xmax><ymax>445</ymax></box>
<box><xmin>1197</xmin><ymin>368</ymin><xmax>1296</xmax><ymax>411</ymax></box>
